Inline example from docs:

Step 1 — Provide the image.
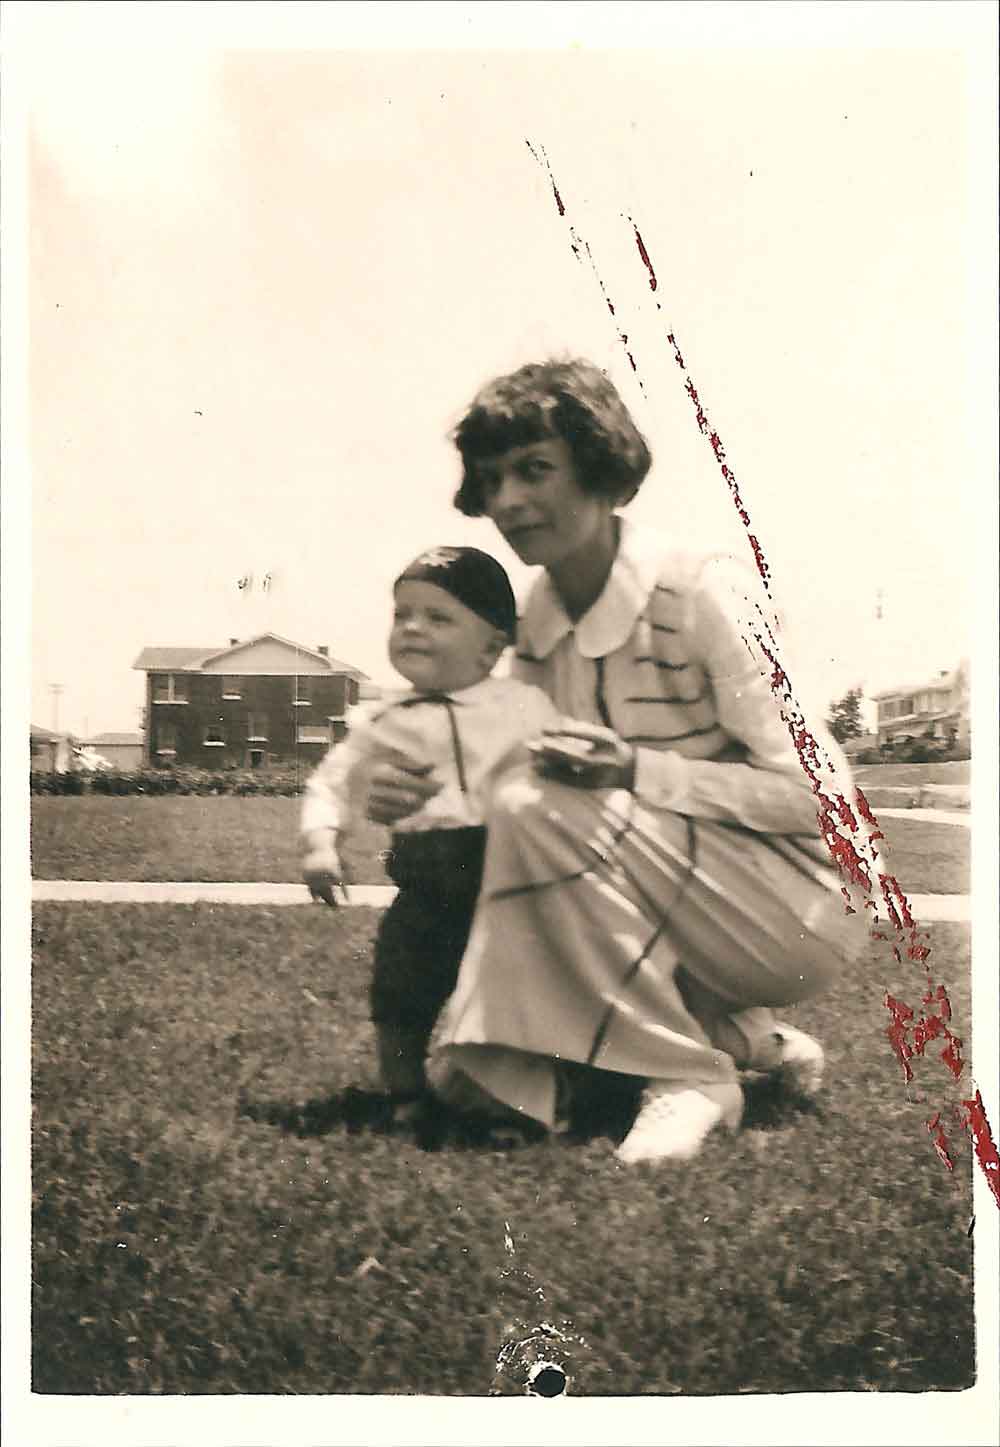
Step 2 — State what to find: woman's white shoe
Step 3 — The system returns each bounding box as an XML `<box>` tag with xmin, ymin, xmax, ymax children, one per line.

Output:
<box><xmin>615</xmin><ymin>1083</ymin><xmax>744</xmax><ymax>1164</ymax></box>
<box><xmin>772</xmin><ymin>1026</ymin><xmax>825</xmax><ymax>1098</ymax></box>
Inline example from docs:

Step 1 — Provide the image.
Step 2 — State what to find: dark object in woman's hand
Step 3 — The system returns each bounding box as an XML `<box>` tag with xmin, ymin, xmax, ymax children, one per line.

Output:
<box><xmin>528</xmin><ymin>721</ymin><xmax>636</xmax><ymax>791</ymax></box>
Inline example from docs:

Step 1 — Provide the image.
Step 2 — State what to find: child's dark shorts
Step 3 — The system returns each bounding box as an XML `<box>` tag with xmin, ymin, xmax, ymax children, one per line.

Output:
<box><xmin>370</xmin><ymin>826</ymin><xmax>487</xmax><ymax>1033</ymax></box>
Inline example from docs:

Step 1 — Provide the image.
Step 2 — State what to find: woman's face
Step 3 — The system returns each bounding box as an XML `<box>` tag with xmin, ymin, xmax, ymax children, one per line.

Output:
<box><xmin>476</xmin><ymin>436</ymin><xmax>615</xmax><ymax>570</ymax></box>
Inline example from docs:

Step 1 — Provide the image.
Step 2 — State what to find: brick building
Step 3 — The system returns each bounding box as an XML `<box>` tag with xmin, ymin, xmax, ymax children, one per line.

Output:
<box><xmin>133</xmin><ymin>633</ymin><xmax>369</xmax><ymax>769</ymax></box>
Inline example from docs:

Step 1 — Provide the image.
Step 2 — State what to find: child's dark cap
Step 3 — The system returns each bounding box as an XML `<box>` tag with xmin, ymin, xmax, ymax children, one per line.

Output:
<box><xmin>395</xmin><ymin>546</ymin><xmax>517</xmax><ymax>641</ymax></box>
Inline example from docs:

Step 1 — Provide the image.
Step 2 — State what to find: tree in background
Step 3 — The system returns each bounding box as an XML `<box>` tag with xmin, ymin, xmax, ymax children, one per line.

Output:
<box><xmin>826</xmin><ymin>687</ymin><xmax>864</xmax><ymax>743</ymax></box>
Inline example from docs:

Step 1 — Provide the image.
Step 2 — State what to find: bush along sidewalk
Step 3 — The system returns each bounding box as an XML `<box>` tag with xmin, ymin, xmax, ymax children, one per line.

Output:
<box><xmin>30</xmin><ymin>766</ymin><xmax>312</xmax><ymax>797</ymax></box>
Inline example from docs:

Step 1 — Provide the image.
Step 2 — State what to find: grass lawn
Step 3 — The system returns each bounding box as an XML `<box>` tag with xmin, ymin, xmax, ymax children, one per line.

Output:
<box><xmin>30</xmin><ymin>798</ymin><xmax>969</xmax><ymax>899</ymax></box>
<box><xmin>874</xmin><ymin>816</ymin><xmax>970</xmax><ymax>896</ymax></box>
<box><xmin>32</xmin><ymin>905</ymin><xmax>976</xmax><ymax>1396</ymax></box>
<box><xmin>30</xmin><ymin>796</ymin><xmax>390</xmax><ymax>885</ymax></box>
<box><xmin>853</xmin><ymin>762</ymin><xmax>970</xmax><ymax>787</ymax></box>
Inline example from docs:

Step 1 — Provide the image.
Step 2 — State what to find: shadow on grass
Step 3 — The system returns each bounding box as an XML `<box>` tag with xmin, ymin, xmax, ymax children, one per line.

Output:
<box><xmin>237</xmin><ymin>1084</ymin><xmax>549</xmax><ymax>1152</ymax></box>
<box><xmin>239</xmin><ymin>1070</ymin><xmax>819</xmax><ymax>1152</ymax></box>
<box><xmin>741</xmin><ymin>1072</ymin><xmax>825</xmax><ymax>1131</ymax></box>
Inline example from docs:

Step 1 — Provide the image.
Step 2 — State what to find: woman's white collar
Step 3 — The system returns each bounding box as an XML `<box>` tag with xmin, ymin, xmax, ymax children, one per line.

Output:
<box><xmin>519</xmin><ymin>518</ymin><xmax>667</xmax><ymax>660</ymax></box>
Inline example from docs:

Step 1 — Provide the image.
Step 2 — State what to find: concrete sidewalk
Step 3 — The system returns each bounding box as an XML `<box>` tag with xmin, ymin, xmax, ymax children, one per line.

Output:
<box><xmin>31</xmin><ymin>878</ymin><xmax>971</xmax><ymax>921</ymax></box>
<box><xmin>28</xmin><ymin>802</ymin><xmax>970</xmax><ymax>917</ymax></box>
<box><xmin>878</xmin><ymin>807</ymin><xmax>971</xmax><ymax>828</ymax></box>
<box><xmin>31</xmin><ymin>880</ymin><xmax>394</xmax><ymax>907</ymax></box>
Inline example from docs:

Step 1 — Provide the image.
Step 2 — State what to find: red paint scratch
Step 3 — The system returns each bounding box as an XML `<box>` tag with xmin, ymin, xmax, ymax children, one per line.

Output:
<box><xmin>853</xmin><ymin>786</ymin><xmax>884</xmax><ymax>843</ymax></box>
<box><xmin>961</xmin><ymin>1092</ymin><xmax>1000</xmax><ymax>1208</ymax></box>
<box><xmin>885</xmin><ymin>994</ymin><xmax>916</xmax><ymax>1081</ymax></box>
<box><xmin>882</xmin><ymin>982</ymin><xmax>965</xmax><ymax>1085</ymax></box>
<box><xmin>527</xmin><ymin>140</ymin><xmax>995</xmax><ymax>1201</ymax></box>
<box><xmin>926</xmin><ymin>1111</ymin><xmax>955</xmax><ymax>1172</ymax></box>
<box><xmin>526</xmin><ymin>139</ymin><xmax>564</xmax><ymax>215</ymax></box>
<box><xmin>878</xmin><ymin>874</ymin><xmax>915</xmax><ymax>930</ymax></box>
<box><xmin>631</xmin><ymin>220</ymin><xmax>658</xmax><ymax>291</ymax></box>
<box><xmin>526</xmin><ymin>143</ymin><xmax>643</xmax><ymax>390</ymax></box>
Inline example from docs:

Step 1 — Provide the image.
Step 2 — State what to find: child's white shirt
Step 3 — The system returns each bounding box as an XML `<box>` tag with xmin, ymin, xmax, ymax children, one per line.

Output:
<box><xmin>301</xmin><ymin>675</ymin><xmax>560</xmax><ymax>837</ymax></box>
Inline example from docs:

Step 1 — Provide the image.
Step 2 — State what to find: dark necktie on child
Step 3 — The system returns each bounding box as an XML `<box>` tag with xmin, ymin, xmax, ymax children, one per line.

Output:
<box><xmin>395</xmin><ymin>693</ymin><xmax>469</xmax><ymax>795</ymax></box>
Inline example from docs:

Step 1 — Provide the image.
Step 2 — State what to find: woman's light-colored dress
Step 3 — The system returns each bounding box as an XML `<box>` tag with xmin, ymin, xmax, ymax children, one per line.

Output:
<box><xmin>430</xmin><ymin>520</ymin><xmax>870</xmax><ymax>1126</ymax></box>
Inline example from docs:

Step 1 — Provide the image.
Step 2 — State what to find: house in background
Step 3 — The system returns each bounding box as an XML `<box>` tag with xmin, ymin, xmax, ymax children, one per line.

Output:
<box><xmin>352</xmin><ymin>678</ymin><xmax>384</xmax><ymax>709</ymax></box>
<box><xmin>132</xmin><ymin>633</ymin><xmax>370</xmax><ymax>769</ymax></box>
<box><xmin>841</xmin><ymin>731</ymin><xmax>878</xmax><ymax>760</ymax></box>
<box><xmin>30</xmin><ymin>724</ymin><xmax>72</xmax><ymax>773</ymax></box>
<box><xmin>79</xmin><ymin>731</ymin><xmax>145</xmax><ymax>772</ymax></box>
<box><xmin>872</xmin><ymin>661</ymin><xmax>970</xmax><ymax>751</ymax></box>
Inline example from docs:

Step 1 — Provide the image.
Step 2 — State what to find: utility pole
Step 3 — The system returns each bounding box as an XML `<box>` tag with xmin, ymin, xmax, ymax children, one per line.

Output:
<box><xmin>50</xmin><ymin>683</ymin><xmax>63</xmax><ymax>735</ymax></box>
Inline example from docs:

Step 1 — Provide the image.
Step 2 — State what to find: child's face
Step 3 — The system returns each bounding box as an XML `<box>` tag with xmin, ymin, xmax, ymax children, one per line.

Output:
<box><xmin>389</xmin><ymin>580</ymin><xmax>503</xmax><ymax>693</ymax></box>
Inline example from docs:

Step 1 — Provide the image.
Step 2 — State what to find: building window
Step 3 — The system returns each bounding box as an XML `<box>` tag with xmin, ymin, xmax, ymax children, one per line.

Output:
<box><xmin>247</xmin><ymin>713</ymin><xmax>268</xmax><ymax>742</ymax></box>
<box><xmin>293</xmin><ymin>677</ymin><xmax>311</xmax><ymax>706</ymax></box>
<box><xmin>157</xmin><ymin>721</ymin><xmax>178</xmax><ymax>755</ymax></box>
<box><xmin>204</xmin><ymin>722</ymin><xmax>225</xmax><ymax>746</ymax></box>
<box><xmin>221</xmin><ymin>676</ymin><xmax>242</xmax><ymax>700</ymax></box>
<box><xmin>297</xmin><ymin>725</ymin><xmax>331</xmax><ymax>746</ymax></box>
<box><xmin>152</xmin><ymin>673</ymin><xmax>189</xmax><ymax>704</ymax></box>
<box><xmin>325</xmin><ymin>675</ymin><xmax>354</xmax><ymax>720</ymax></box>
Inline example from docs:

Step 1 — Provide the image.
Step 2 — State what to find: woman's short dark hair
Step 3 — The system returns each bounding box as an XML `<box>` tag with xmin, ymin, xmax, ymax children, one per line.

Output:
<box><xmin>452</xmin><ymin>359</ymin><xmax>652</xmax><ymax>516</ymax></box>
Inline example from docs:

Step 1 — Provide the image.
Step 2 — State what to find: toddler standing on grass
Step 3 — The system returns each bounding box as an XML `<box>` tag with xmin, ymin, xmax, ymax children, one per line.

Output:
<box><xmin>301</xmin><ymin>546</ymin><xmax>558</xmax><ymax>1123</ymax></box>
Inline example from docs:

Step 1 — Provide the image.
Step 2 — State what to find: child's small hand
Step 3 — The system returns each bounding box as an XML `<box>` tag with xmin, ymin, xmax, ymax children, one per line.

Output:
<box><xmin>303</xmin><ymin>844</ymin><xmax>344</xmax><ymax>907</ymax></box>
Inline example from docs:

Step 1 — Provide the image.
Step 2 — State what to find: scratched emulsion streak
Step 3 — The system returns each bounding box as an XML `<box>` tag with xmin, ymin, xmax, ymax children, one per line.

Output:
<box><xmin>526</xmin><ymin>142</ymin><xmax>645</xmax><ymax>392</ymax></box>
<box><xmin>527</xmin><ymin>143</ymin><xmax>999</xmax><ymax>1206</ymax></box>
<box><xmin>493</xmin><ymin>1220</ymin><xmax>574</xmax><ymax>1395</ymax></box>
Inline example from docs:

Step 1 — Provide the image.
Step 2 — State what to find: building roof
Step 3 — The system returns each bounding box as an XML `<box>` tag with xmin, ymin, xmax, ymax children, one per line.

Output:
<box><xmin>84</xmin><ymin>732</ymin><xmax>144</xmax><ymax>746</ymax></box>
<box><xmin>197</xmin><ymin>633</ymin><xmax>358</xmax><ymax>671</ymax></box>
<box><xmin>133</xmin><ymin>633</ymin><xmax>366</xmax><ymax>677</ymax></box>
<box><xmin>132</xmin><ymin>647</ymin><xmax>217</xmax><ymax>671</ymax></box>
<box><xmin>30</xmin><ymin>724</ymin><xmax>63</xmax><ymax>742</ymax></box>
<box><xmin>870</xmin><ymin>669</ymin><xmax>958</xmax><ymax>702</ymax></box>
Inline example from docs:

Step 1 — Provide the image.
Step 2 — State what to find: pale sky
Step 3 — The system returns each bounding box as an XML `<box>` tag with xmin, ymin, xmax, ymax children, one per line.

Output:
<box><xmin>19</xmin><ymin>20</ymin><xmax>993</xmax><ymax>738</ymax></box>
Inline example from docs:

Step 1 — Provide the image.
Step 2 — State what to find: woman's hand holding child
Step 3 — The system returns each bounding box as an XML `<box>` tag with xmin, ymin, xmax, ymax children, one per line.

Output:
<box><xmin>365</xmin><ymin>756</ymin><xmax>442</xmax><ymax>826</ymax></box>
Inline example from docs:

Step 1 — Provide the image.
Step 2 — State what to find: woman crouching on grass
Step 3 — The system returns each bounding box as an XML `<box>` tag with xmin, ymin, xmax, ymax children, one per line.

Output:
<box><xmin>365</xmin><ymin>358</ymin><xmax>869</xmax><ymax>1164</ymax></box>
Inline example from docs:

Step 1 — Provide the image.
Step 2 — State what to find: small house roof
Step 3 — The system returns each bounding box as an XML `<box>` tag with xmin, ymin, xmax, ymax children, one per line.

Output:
<box><xmin>30</xmin><ymin>723</ymin><xmax>63</xmax><ymax>742</ymax></box>
<box><xmin>133</xmin><ymin>634</ymin><xmax>367</xmax><ymax>677</ymax></box>
<box><xmin>196</xmin><ymin>632</ymin><xmax>361</xmax><ymax>673</ymax></box>
<box><xmin>133</xmin><ymin>647</ymin><xmax>217</xmax><ymax>672</ymax></box>
<box><xmin>870</xmin><ymin>670</ymin><xmax>957</xmax><ymax>702</ymax></box>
